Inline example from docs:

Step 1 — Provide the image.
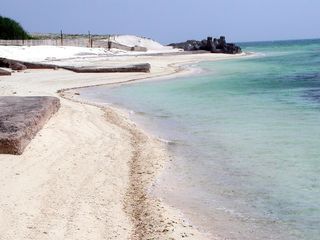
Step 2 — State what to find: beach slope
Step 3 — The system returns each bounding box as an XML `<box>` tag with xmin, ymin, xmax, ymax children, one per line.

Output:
<box><xmin>0</xmin><ymin>47</ymin><xmax>244</xmax><ymax>239</ymax></box>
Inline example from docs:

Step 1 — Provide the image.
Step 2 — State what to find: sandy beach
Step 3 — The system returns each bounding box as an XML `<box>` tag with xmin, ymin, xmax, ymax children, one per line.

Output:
<box><xmin>2</xmin><ymin>0</ymin><xmax>319</xmax><ymax>237</ymax></box>
<box><xmin>0</xmin><ymin>47</ymin><xmax>244</xmax><ymax>239</ymax></box>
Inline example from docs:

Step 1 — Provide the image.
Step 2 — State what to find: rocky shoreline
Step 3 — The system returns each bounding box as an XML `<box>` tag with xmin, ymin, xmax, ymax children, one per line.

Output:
<box><xmin>169</xmin><ymin>36</ymin><xmax>242</xmax><ymax>54</ymax></box>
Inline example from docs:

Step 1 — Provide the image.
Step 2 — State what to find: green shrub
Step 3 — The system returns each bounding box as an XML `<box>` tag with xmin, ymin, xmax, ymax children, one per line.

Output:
<box><xmin>0</xmin><ymin>16</ymin><xmax>31</xmax><ymax>40</ymax></box>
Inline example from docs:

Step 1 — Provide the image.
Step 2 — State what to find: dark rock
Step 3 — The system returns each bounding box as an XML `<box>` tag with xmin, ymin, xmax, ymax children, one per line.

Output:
<box><xmin>0</xmin><ymin>68</ymin><xmax>11</xmax><ymax>76</ymax></box>
<box><xmin>169</xmin><ymin>36</ymin><xmax>242</xmax><ymax>54</ymax></box>
<box><xmin>169</xmin><ymin>40</ymin><xmax>201</xmax><ymax>51</ymax></box>
<box><xmin>10</xmin><ymin>62</ymin><xmax>27</xmax><ymax>71</ymax></box>
<box><xmin>0</xmin><ymin>58</ymin><xmax>57</xmax><ymax>70</ymax></box>
<box><xmin>0</xmin><ymin>58</ymin><xmax>27</xmax><ymax>70</ymax></box>
<box><xmin>217</xmin><ymin>36</ymin><xmax>227</xmax><ymax>49</ymax></box>
<box><xmin>20</xmin><ymin>61</ymin><xmax>57</xmax><ymax>69</ymax></box>
<box><xmin>0</xmin><ymin>96</ymin><xmax>60</xmax><ymax>155</ymax></box>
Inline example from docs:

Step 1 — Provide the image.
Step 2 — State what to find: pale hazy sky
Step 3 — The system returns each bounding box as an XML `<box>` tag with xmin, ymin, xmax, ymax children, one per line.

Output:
<box><xmin>1</xmin><ymin>0</ymin><xmax>319</xmax><ymax>44</ymax></box>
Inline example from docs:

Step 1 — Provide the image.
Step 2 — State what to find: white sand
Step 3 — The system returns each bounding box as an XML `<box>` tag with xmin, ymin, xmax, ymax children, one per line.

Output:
<box><xmin>0</xmin><ymin>35</ymin><xmax>174</xmax><ymax>62</ymax></box>
<box><xmin>0</xmin><ymin>46</ymin><xmax>245</xmax><ymax>239</ymax></box>
<box><xmin>0</xmin><ymin>35</ymin><xmax>181</xmax><ymax>63</ymax></box>
<box><xmin>0</xmin><ymin>45</ymin><xmax>112</xmax><ymax>62</ymax></box>
<box><xmin>113</xmin><ymin>35</ymin><xmax>181</xmax><ymax>53</ymax></box>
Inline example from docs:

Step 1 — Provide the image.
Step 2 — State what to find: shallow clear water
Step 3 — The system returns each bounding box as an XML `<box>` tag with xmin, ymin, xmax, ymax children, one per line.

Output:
<box><xmin>80</xmin><ymin>39</ymin><xmax>320</xmax><ymax>239</ymax></box>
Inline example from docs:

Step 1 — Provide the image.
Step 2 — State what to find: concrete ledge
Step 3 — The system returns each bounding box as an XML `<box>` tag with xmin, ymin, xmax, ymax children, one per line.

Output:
<box><xmin>0</xmin><ymin>58</ymin><xmax>150</xmax><ymax>73</ymax></box>
<box><xmin>0</xmin><ymin>68</ymin><xmax>11</xmax><ymax>76</ymax></box>
<box><xmin>62</xmin><ymin>63</ymin><xmax>151</xmax><ymax>73</ymax></box>
<box><xmin>0</xmin><ymin>96</ymin><xmax>60</xmax><ymax>155</ymax></box>
<box><xmin>0</xmin><ymin>58</ymin><xmax>57</xmax><ymax>70</ymax></box>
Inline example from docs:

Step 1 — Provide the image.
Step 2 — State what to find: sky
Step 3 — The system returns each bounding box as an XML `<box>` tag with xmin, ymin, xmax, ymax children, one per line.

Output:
<box><xmin>1</xmin><ymin>0</ymin><xmax>319</xmax><ymax>44</ymax></box>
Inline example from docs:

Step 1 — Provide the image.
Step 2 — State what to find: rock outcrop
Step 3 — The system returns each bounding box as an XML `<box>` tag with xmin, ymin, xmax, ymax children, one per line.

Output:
<box><xmin>0</xmin><ymin>96</ymin><xmax>60</xmax><ymax>155</ymax></box>
<box><xmin>169</xmin><ymin>36</ymin><xmax>242</xmax><ymax>54</ymax></box>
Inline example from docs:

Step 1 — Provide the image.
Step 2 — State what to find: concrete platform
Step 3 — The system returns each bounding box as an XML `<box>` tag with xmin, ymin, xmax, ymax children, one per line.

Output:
<box><xmin>61</xmin><ymin>63</ymin><xmax>151</xmax><ymax>73</ymax></box>
<box><xmin>0</xmin><ymin>96</ymin><xmax>60</xmax><ymax>155</ymax></box>
<box><xmin>0</xmin><ymin>58</ymin><xmax>151</xmax><ymax>73</ymax></box>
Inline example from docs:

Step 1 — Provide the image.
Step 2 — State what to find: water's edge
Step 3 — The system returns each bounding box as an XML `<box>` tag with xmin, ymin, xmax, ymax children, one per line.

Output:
<box><xmin>76</xmin><ymin>40</ymin><xmax>320</xmax><ymax>240</ymax></box>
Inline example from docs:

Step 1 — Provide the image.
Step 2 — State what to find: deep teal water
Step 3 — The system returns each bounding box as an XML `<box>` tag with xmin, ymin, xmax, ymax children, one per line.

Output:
<box><xmin>80</xmin><ymin>39</ymin><xmax>320</xmax><ymax>239</ymax></box>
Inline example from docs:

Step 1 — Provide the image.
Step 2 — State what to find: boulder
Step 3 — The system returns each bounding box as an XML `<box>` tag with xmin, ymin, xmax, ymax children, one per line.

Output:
<box><xmin>206</xmin><ymin>37</ymin><xmax>216</xmax><ymax>52</ymax></box>
<box><xmin>168</xmin><ymin>40</ymin><xmax>202</xmax><ymax>51</ymax></box>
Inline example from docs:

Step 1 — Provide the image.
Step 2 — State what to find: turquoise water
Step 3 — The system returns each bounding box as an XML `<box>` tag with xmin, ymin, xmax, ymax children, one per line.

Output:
<box><xmin>80</xmin><ymin>39</ymin><xmax>320</xmax><ymax>239</ymax></box>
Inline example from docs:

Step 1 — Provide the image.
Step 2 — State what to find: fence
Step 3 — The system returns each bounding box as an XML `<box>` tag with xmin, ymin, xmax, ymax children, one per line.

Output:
<box><xmin>0</xmin><ymin>37</ymin><xmax>147</xmax><ymax>52</ymax></box>
<box><xmin>0</xmin><ymin>38</ymin><xmax>90</xmax><ymax>47</ymax></box>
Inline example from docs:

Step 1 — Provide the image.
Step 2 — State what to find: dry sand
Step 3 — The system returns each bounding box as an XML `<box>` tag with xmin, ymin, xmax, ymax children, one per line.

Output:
<box><xmin>0</xmin><ymin>49</ymin><xmax>245</xmax><ymax>240</ymax></box>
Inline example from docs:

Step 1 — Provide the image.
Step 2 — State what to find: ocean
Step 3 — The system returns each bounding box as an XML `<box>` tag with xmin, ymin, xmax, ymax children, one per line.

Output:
<box><xmin>79</xmin><ymin>39</ymin><xmax>320</xmax><ymax>239</ymax></box>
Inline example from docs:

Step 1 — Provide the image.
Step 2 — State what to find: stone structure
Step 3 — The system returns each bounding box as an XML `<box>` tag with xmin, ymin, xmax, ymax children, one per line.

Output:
<box><xmin>169</xmin><ymin>36</ymin><xmax>242</xmax><ymax>54</ymax></box>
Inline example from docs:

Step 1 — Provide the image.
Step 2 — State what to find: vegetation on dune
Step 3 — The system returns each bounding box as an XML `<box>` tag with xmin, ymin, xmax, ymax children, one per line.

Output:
<box><xmin>0</xmin><ymin>16</ymin><xmax>31</xmax><ymax>40</ymax></box>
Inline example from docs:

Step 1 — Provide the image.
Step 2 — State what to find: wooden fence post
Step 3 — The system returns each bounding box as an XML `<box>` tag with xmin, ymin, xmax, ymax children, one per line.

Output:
<box><xmin>107</xmin><ymin>35</ymin><xmax>111</xmax><ymax>50</ymax></box>
<box><xmin>88</xmin><ymin>31</ymin><xmax>91</xmax><ymax>48</ymax></box>
<box><xmin>60</xmin><ymin>30</ymin><xmax>63</xmax><ymax>46</ymax></box>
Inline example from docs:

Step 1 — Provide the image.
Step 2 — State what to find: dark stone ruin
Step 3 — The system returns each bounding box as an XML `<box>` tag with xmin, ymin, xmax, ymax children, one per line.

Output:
<box><xmin>169</xmin><ymin>36</ymin><xmax>242</xmax><ymax>54</ymax></box>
